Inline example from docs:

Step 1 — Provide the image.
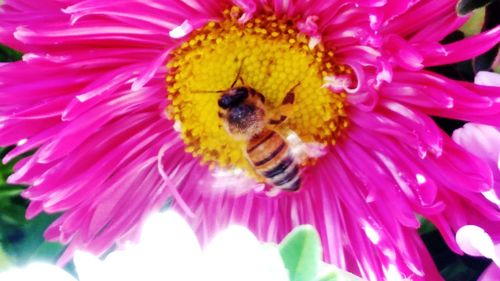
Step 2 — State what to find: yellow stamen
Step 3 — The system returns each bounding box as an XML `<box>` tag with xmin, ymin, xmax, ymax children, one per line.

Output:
<box><xmin>166</xmin><ymin>8</ymin><xmax>349</xmax><ymax>175</ymax></box>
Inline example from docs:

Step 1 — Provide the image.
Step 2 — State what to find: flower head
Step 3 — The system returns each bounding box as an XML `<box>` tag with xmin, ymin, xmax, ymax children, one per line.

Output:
<box><xmin>1</xmin><ymin>0</ymin><xmax>500</xmax><ymax>280</ymax></box>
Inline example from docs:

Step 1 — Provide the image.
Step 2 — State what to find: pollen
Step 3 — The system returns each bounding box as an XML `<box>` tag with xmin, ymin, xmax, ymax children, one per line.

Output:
<box><xmin>166</xmin><ymin>8</ymin><xmax>349</xmax><ymax>174</ymax></box>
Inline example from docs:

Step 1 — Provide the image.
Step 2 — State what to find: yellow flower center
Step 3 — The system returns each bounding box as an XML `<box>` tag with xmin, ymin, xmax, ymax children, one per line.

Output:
<box><xmin>166</xmin><ymin>8</ymin><xmax>349</xmax><ymax>177</ymax></box>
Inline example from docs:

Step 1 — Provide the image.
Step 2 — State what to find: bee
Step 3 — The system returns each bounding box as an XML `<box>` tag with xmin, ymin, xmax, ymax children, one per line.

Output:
<box><xmin>214</xmin><ymin>66</ymin><xmax>302</xmax><ymax>192</ymax></box>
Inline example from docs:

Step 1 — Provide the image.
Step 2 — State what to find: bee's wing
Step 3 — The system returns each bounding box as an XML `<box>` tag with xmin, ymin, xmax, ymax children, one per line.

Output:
<box><xmin>285</xmin><ymin>131</ymin><xmax>326</xmax><ymax>163</ymax></box>
<box><xmin>209</xmin><ymin>167</ymin><xmax>264</xmax><ymax>195</ymax></box>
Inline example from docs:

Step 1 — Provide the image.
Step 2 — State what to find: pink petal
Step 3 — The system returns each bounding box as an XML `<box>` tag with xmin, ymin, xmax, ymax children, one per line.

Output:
<box><xmin>453</xmin><ymin>123</ymin><xmax>500</xmax><ymax>206</ymax></box>
<box><xmin>421</xmin><ymin>26</ymin><xmax>500</xmax><ymax>67</ymax></box>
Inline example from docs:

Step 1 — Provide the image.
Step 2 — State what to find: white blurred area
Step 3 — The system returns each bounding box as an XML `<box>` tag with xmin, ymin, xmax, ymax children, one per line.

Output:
<box><xmin>0</xmin><ymin>211</ymin><xmax>289</xmax><ymax>281</ymax></box>
<box><xmin>0</xmin><ymin>263</ymin><xmax>78</xmax><ymax>281</ymax></box>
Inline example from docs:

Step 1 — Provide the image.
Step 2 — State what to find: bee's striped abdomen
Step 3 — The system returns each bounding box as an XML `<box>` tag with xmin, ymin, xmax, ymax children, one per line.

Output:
<box><xmin>246</xmin><ymin>129</ymin><xmax>301</xmax><ymax>191</ymax></box>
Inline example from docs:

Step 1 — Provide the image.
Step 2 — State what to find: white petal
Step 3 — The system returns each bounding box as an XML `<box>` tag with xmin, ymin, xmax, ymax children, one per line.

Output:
<box><xmin>204</xmin><ymin>226</ymin><xmax>288</xmax><ymax>281</ymax></box>
<box><xmin>169</xmin><ymin>20</ymin><xmax>193</xmax><ymax>39</ymax></box>
<box><xmin>102</xmin><ymin>247</ymin><xmax>163</xmax><ymax>281</ymax></box>
<box><xmin>0</xmin><ymin>263</ymin><xmax>77</xmax><ymax>281</ymax></box>
<box><xmin>474</xmin><ymin>71</ymin><xmax>500</xmax><ymax>87</ymax></box>
<box><xmin>135</xmin><ymin>211</ymin><xmax>202</xmax><ymax>280</ymax></box>
<box><xmin>74</xmin><ymin>251</ymin><xmax>106</xmax><ymax>281</ymax></box>
<box><xmin>139</xmin><ymin>210</ymin><xmax>201</xmax><ymax>257</ymax></box>
<box><xmin>452</xmin><ymin>123</ymin><xmax>500</xmax><ymax>206</ymax></box>
<box><xmin>456</xmin><ymin>225</ymin><xmax>499</xmax><ymax>266</ymax></box>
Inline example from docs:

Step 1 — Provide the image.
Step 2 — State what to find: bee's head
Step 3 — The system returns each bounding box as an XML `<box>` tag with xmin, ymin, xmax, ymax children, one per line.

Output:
<box><xmin>218</xmin><ymin>87</ymin><xmax>249</xmax><ymax>109</ymax></box>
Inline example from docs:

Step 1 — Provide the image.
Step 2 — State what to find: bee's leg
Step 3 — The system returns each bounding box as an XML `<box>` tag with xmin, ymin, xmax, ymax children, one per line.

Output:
<box><xmin>268</xmin><ymin>83</ymin><xmax>298</xmax><ymax>125</ymax></box>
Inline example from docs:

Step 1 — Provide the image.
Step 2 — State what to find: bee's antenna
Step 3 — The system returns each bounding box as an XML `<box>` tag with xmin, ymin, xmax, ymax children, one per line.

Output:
<box><xmin>190</xmin><ymin>57</ymin><xmax>248</xmax><ymax>94</ymax></box>
<box><xmin>231</xmin><ymin>57</ymin><xmax>247</xmax><ymax>88</ymax></box>
<box><xmin>190</xmin><ymin>90</ymin><xmax>225</xmax><ymax>94</ymax></box>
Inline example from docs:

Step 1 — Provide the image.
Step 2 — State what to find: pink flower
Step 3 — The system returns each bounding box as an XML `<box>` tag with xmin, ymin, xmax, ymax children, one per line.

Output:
<box><xmin>1</xmin><ymin>0</ymin><xmax>499</xmax><ymax>280</ymax></box>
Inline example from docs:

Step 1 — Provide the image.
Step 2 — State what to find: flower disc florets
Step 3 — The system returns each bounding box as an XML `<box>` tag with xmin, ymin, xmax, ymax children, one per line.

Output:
<box><xmin>167</xmin><ymin>8</ymin><xmax>349</xmax><ymax>173</ymax></box>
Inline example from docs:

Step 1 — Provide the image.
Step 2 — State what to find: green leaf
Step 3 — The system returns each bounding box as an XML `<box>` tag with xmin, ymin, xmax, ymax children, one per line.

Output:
<box><xmin>460</xmin><ymin>7</ymin><xmax>485</xmax><ymax>36</ymax></box>
<box><xmin>0</xmin><ymin>204</ymin><xmax>27</xmax><ymax>225</ymax></box>
<box><xmin>418</xmin><ymin>216</ymin><xmax>437</xmax><ymax>235</ymax></box>
<box><xmin>29</xmin><ymin>242</ymin><xmax>65</xmax><ymax>264</ymax></box>
<box><xmin>2</xmin><ymin>213</ymin><xmax>60</xmax><ymax>265</ymax></box>
<box><xmin>0</xmin><ymin>45</ymin><xmax>22</xmax><ymax>62</ymax></box>
<box><xmin>0</xmin><ymin>245</ymin><xmax>12</xmax><ymax>271</ymax></box>
<box><xmin>456</xmin><ymin>0</ymin><xmax>494</xmax><ymax>15</ymax></box>
<box><xmin>474</xmin><ymin>2</ymin><xmax>500</xmax><ymax>72</ymax></box>
<box><xmin>279</xmin><ymin>225</ymin><xmax>322</xmax><ymax>281</ymax></box>
<box><xmin>0</xmin><ymin>184</ymin><xmax>25</xmax><ymax>198</ymax></box>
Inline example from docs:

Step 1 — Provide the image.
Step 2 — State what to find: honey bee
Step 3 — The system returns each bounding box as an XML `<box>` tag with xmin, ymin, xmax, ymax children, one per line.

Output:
<box><xmin>214</xmin><ymin>66</ymin><xmax>302</xmax><ymax>192</ymax></box>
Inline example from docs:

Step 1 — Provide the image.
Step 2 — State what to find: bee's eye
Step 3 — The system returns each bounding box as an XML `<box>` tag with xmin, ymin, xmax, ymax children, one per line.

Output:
<box><xmin>218</xmin><ymin>88</ymin><xmax>249</xmax><ymax>109</ymax></box>
<box><xmin>218</xmin><ymin>95</ymin><xmax>232</xmax><ymax>109</ymax></box>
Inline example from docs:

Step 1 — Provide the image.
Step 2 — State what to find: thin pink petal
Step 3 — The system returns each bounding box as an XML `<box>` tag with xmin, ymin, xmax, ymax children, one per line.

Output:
<box><xmin>421</xmin><ymin>26</ymin><xmax>500</xmax><ymax>67</ymax></box>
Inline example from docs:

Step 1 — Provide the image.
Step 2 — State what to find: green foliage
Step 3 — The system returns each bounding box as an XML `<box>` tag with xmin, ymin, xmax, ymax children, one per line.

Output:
<box><xmin>458</xmin><ymin>2</ymin><xmax>499</xmax><ymax>73</ymax></box>
<box><xmin>418</xmin><ymin>216</ymin><xmax>437</xmax><ymax>235</ymax></box>
<box><xmin>0</xmin><ymin>246</ymin><xmax>12</xmax><ymax>270</ymax></box>
<box><xmin>456</xmin><ymin>0</ymin><xmax>494</xmax><ymax>15</ymax></box>
<box><xmin>0</xmin><ymin>147</ymin><xmax>29</xmax><ymax>236</ymax></box>
<box><xmin>1</xmin><ymin>214</ymin><xmax>64</xmax><ymax>266</ymax></box>
<box><xmin>0</xmin><ymin>147</ymin><xmax>32</xmax><ymax>227</ymax></box>
<box><xmin>0</xmin><ymin>147</ymin><xmax>63</xmax><ymax>269</ymax></box>
<box><xmin>0</xmin><ymin>44</ymin><xmax>22</xmax><ymax>62</ymax></box>
<box><xmin>279</xmin><ymin>226</ymin><xmax>322</xmax><ymax>281</ymax></box>
<box><xmin>0</xmin><ymin>184</ymin><xmax>24</xmax><ymax>198</ymax></box>
<box><xmin>279</xmin><ymin>225</ymin><xmax>363</xmax><ymax>281</ymax></box>
<box><xmin>460</xmin><ymin>8</ymin><xmax>485</xmax><ymax>36</ymax></box>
